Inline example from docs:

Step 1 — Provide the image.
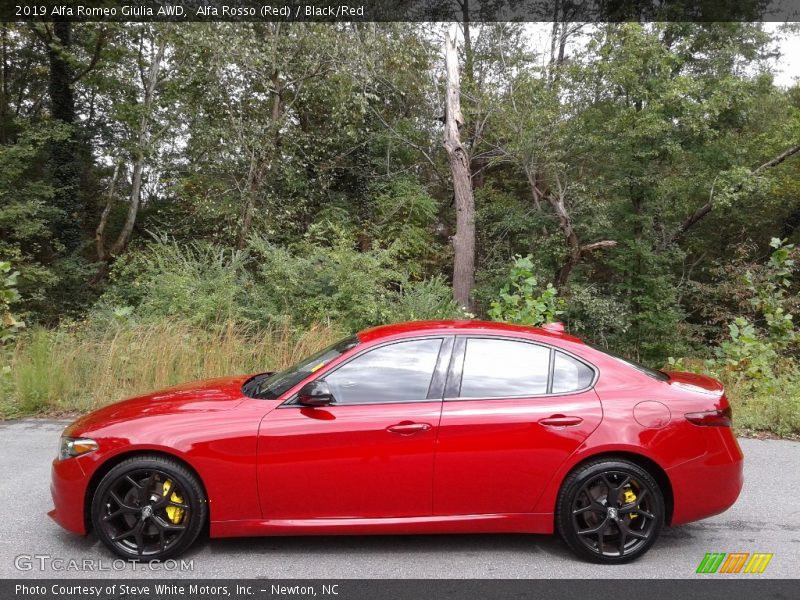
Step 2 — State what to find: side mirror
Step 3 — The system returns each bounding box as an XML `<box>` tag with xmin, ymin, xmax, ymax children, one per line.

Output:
<box><xmin>297</xmin><ymin>380</ymin><xmax>335</xmax><ymax>407</ymax></box>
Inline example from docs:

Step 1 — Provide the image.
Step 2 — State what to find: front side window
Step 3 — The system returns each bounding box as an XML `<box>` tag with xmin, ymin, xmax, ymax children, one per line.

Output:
<box><xmin>459</xmin><ymin>338</ymin><xmax>550</xmax><ymax>398</ymax></box>
<box><xmin>324</xmin><ymin>338</ymin><xmax>444</xmax><ymax>405</ymax></box>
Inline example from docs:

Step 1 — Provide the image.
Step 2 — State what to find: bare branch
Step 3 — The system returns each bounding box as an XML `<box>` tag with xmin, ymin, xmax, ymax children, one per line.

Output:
<box><xmin>660</xmin><ymin>143</ymin><xmax>800</xmax><ymax>250</ymax></box>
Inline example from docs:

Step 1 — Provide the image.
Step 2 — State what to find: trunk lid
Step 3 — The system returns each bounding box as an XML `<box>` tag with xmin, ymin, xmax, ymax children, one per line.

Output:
<box><xmin>663</xmin><ymin>371</ymin><xmax>725</xmax><ymax>396</ymax></box>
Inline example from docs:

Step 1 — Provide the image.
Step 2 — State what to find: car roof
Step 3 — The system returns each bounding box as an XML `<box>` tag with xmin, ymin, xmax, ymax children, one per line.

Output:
<box><xmin>356</xmin><ymin>320</ymin><xmax>584</xmax><ymax>345</ymax></box>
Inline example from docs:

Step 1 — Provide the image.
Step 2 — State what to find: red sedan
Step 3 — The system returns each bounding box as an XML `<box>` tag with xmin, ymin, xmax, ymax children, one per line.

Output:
<box><xmin>50</xmin><ymin>320</ymin><xmax>743</xmax><ymax>563</ymax></box>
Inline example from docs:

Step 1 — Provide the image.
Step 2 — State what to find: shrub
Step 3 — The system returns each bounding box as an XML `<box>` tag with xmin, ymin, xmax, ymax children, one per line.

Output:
<box><xmin>247</xmin><ymin>235</ymin><xmax>402</xmax><ymax>331</ymax></box>
<box><xmin>488</xmin><ymin>254</ymin><xmax>563</xmax><ymax>326</ymax></box>
<box><xmin>715</xmin><ymin>238</ymin><xmax>798</xmax><ymax>380</ymax></box>
<box><xmin>98</xmin><ymin>238</ymin><xmax>254</xmax><ymax>326</ymax></box>
<box><xmin>1</xmin><ymin>261</ymin><xmax>25</xmax><ymax>344</ymax></box>
<box><xmin>385</xmin><ymin>276</ymin><xmax>465</xmax><ymax>323</ymax></box>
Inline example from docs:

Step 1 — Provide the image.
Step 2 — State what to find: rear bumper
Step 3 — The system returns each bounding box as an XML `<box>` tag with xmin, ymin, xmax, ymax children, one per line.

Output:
<box><xmin>49</xmin><ymin>457</ymin><xmax>89</xmax><ymax>535</ymax></box>
<box><xmin>668</xmin><ymin>428</ymin><xmax>744</xmax><ymax>525</ymax></box>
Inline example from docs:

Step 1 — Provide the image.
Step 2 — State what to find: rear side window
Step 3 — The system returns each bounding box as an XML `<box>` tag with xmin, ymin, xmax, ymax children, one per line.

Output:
<box><xmin>459</xmin><ymin>338</ymin><xmax>550</xmax><ymax>398</ymax></box>
<box><xmin>552</xmin><ymin>351</ymin><xmax>595</xmax><ymax>393</ymax></box>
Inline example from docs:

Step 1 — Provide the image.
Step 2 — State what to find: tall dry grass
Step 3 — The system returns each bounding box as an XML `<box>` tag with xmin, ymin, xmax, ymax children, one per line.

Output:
<box><xmin>2</xmin><ymin>320</ymin><xmax>344</xmax><ymax>417</ymax></box>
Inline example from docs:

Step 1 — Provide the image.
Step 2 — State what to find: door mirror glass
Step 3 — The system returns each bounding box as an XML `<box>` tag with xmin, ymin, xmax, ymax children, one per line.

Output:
<box><xmin>297</xmin><ymin>380</ymin><xmax>335</xmax><ymax>407</ymax></box>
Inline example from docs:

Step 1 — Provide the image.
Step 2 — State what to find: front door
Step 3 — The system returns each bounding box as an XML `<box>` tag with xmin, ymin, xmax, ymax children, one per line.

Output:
<box><xmin>433</xmin><ymin>336</ymin><xmax>603</xmax><ymax>515</ymax></box>
<box><xmin>258</xmin><ymin>337</ymin><xmax>451</xmax><ymax>520</ymax></box>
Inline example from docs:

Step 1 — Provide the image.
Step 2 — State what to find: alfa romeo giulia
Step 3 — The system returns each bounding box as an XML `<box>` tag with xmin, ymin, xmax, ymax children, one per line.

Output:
<box><xmin>50</xmin><ymin>320</ymin><xmax>743</xmax><ymax>563</ymax></box>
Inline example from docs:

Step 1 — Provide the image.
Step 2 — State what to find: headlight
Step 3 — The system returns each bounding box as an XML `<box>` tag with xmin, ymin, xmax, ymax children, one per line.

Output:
<box><xmin>58</xmin><ymin>437</ymin><xmax>98</xmax><ymax>460</ymax></box>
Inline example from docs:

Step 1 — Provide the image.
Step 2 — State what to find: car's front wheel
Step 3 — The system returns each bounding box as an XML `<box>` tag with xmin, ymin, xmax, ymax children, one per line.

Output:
<box><xmin>91</xmin><ymin>455</ymin><xmax>207</xmax><ymax>560</ymax></box>
<box><xmin>556</xmin><ymin>459</ymin><xmax>664</xmax><ymax>563</ymax></box>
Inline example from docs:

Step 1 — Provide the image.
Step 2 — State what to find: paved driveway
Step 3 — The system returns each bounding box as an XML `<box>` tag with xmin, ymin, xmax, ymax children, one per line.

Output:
<box><xmin>1</xmin><ymin>420</ymin><xmax>796</xmax><ymax>579</ymax></box>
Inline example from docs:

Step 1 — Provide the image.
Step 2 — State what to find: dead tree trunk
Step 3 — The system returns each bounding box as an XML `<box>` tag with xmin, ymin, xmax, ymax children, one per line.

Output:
<box><xmin>444</xmin><ymin>25</ymin><xmax>475</xmax><ymax>310</ymax></box>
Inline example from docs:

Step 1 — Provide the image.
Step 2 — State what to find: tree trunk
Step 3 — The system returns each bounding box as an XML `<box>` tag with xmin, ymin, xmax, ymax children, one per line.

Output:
<box><xmin>103</xmin><ymin>38</ymin><xmax>165</xmax><ymax>259</ymax></box>
<box><xmin>46</xmin><ymin>22</ymin><xmax>83</xmax><ymax>252</ymax></box>
<box><xmin>237</xmin><ymin>69</ymin><xmax>282</xmax><ymax>250</ymax></box>
<box><xmin>237</xmin><ymin>150</ymin><xmax>261</xmax><ymax>250</ymax></box>
<box><xmin>0</xmin><ymin>24</ymin><xmax>10</xmax><ymax>144</ymax></box>
<box><xmin>95</xmin><ymin>160</ymin><xmax>122</xmax><ymax>262</ymax></box>
<box><xmin>535</xmin><ymin>176</ymin><xmax>615</xmax><ymax>290</ymax></box>
<box><xmin>551</xmin><ymin>190</ymin><xmax>583</xmax><ymax>289</ymax></box>
<box><xmin>444</xmin><ymin>25</ymin><xmax>475</xmax><ymax>310</ymax></box>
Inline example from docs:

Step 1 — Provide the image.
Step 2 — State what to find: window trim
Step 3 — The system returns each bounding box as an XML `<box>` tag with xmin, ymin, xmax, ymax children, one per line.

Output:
<box><xmin>280</xmin><ymin>335</ymin><xmax>453</xmax><ymax>408</ymax></box>
<box><xmin>444</xmin><ymin>335</ymin><xmax>598</xmax><ymax>401</ymax></box>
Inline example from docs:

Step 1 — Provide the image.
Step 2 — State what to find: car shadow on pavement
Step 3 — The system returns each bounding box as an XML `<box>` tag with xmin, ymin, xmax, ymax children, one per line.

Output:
<box><xmin>49</xmin><ymin>524</ymin><xmax>708</xmax><ymax>564</ymax></box>
<box><xmin>188</xmin><ymin>532</ymin><xmax>586</xmax><ymax>562</ymax></box>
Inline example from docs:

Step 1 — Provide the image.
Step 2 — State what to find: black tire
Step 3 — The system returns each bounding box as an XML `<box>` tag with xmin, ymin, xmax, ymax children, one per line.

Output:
<box><xmin>556</xmin><ymin>459</ymin><xmax>664</xmax><ymax>564</ymax></box>
<box><xmin>91</xmin><ymin>455</ymin><xmax>207</xmax><ymax>560</ymax></box>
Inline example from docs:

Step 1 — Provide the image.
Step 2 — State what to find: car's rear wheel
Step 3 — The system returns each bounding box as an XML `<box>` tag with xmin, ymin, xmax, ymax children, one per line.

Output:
<box><xmin>91</xmin><ymin>455</ymin><xmax>206</xmax><ymax>560</ymax></box>
<box><xmin>556</xmin><ymin>459</ymin><xmax>664</xmax><ymax>563</ymax></box>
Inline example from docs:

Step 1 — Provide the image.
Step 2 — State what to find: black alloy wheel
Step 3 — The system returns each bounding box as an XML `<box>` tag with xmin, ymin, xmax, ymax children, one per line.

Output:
<box><xmin>556</xmin><ymin>459</ymin><xmax>664</xmax><ymax>563</ymax></box>
<box><xmin>91</xmin><ymin>455</ymin><xmax>206</xmax><ymax>560</ymax></box>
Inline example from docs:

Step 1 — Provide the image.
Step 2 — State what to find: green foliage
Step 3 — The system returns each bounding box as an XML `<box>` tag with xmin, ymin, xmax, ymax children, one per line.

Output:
<box><xmin>369</xmin><ymin>177</ymin><xmax>440</xmax><ymax>277</ymax></box>
<box><xmin>2</xmin><ymin>319</ymin><xmax>344</xmax><ymax>417</ymax></box>
<box><xmin>2</xmin><ymin>21</ymin><xmax>800</xmax><ymax>436</ymax></box>
<box><xmin>715</xmin><ymin>239</ymin><xmax>798</xmax><ymax>380</ymax></box>
<box><xmin>668</xmin><ymin>239</ymin><xmax>800</xmax><ymax>435</ymax></box>
<box><xmin>608</xmin><ymin>241</ymin><xmax>688</xmax><ymax>364</ymax></box>
<box><xmin>248</xmin><ymin>235</ymin><xmax>401</xmax><ymax>331</ymax></box>
<box><xmin>1</xmin><ymin>262</ymin><xmax>26</xmax><ymax>344</ymax></box>
<box><xmin>0</xmin><ymin>123</ymin><xmax>68</xmax><ymax>319</ymax></box>
<box><xmin>97</xmin><ymin>232</ymin><xmax>462</xmax><ymax>334</ymax></box>
<box><xmin>98</xmin><ymin>239</ymin><xmax>254</xmax><ymax>327</ymax></box>
<box><xmin>488</xmin><ymin>255</ymin><xmax>564</xmax><ymax>327</ymax></box>
<box><xmin>562</xmin><ymin>284</ymin><xmax>630</xmax><ymax>347</ymax></box>
<box><xmin>385</xmin><ymin>276</ymin><xmax>465</xmax><ymax>323</ymax></box>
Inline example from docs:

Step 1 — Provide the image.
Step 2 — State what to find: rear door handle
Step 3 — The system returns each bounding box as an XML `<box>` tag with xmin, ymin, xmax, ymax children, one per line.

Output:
<box><xmin>386</xmin><ymin>421</ymin><xmax>432</xmax><ymax>435</ymax></box>
<box><xmin>538</xmin><ymin>414</ymin><xmax>584</xmax><ymax>427</ymax></box>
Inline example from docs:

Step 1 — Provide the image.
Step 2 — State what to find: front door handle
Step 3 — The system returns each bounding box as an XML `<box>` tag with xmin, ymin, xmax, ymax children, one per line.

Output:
<box><xmin>538</xmin><ymin>414</ymin><xmax>584</xmax><ymax>427</ymax></box>
<box><xmin>386</xmin><ymin>421</ymin><xmax>432</xmax><ymax>435</ymax></box>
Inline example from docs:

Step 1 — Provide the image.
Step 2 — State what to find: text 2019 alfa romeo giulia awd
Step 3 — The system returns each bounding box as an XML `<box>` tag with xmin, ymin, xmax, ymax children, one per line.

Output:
<box><xmin>50</xmin><ymin>320</ymin><xmax>743</xmax><ymax>563</ymax></box>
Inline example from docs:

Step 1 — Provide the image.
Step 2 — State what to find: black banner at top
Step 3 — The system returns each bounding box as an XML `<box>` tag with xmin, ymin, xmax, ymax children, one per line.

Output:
<box><xmin>3</xmin><ymin>0</ymin><xmax>800</xmax><ymax>23</ymax></box>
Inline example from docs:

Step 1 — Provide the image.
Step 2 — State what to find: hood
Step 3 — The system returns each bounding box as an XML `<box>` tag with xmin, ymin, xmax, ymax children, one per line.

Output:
<box><xmin>65</xmin><ymin>375</ymin><xmax>251</xmax><ymax>436</ymax></box>
<box><xmin>663</xmin><ymin>371</ymin><xmax>725</xmax><ymax>396</ymax></box>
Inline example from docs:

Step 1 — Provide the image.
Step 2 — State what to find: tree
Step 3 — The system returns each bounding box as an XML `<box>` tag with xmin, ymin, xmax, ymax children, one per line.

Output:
<box><xmin>444</xmin><ymin>25</ymin><xmax>475</xmax><ymax>310</ymax></box>
<box><xmin>95</xmin><ymin>26</ymin><xmax>167</xmax><ymax>263</ymax></box>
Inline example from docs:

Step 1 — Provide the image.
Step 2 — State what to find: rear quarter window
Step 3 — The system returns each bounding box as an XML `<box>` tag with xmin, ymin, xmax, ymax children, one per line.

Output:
<box><xmin>551</xmin><ymin>351</ymin><xmax>595</xmax><ymax>393</ymax></box>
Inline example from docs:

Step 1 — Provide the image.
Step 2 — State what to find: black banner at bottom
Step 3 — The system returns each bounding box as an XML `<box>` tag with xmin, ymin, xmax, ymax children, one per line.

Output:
<box><xmin>4</xmin><ymin>579</ymin><xmax>799</xmax><ymax>600</ymax></box>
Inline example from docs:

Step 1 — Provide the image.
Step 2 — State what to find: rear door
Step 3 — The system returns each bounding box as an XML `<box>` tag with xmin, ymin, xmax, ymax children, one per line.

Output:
<box><xmin>433</xmin><ymin>336</ymin><xmax>603</xmax><ymax>516</ymax></box>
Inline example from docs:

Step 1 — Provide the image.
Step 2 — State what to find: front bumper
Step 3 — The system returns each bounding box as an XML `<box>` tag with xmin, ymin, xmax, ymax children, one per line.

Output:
<box><xmin>49</xmin><ymin>456</ymin><xmax>89</xmax><ymax>535</ymax></box>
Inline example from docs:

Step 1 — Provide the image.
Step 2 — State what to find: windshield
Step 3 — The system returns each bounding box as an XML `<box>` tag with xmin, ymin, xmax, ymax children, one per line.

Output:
<box><xmin>242</xmin><ymin>336</ymin><xmax>360</xmax><ymax>399</ymax></box>
<box><xmin>588</xmin><ymin>343</ymin><xmax>670</xmax><ymax>382</ymax></box>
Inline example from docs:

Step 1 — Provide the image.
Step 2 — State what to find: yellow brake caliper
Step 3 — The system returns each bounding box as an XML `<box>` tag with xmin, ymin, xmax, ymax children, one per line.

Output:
<box><xmin>624</xmin><ymin>488</ymin><xmax>638</xmax><ymax>520</ymax></box>
<box><xmin>162</xmin><ymin>480</ymin><xmax>185</xmax><ymax>524</ymax></box>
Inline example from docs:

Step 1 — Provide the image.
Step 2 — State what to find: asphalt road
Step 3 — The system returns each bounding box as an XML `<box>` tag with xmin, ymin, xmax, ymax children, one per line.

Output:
<box><xmin>1</xmin><ymin>419</ymin><xmax>797</xmax><ymax>579</ymax></box>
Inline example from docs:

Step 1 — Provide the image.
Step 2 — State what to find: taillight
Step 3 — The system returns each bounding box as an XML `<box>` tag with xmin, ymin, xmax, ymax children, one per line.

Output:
<box><xmin>685</xmin><ymin>406</ymin><xmax>732</xmax><ymax>427</ymax></box>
